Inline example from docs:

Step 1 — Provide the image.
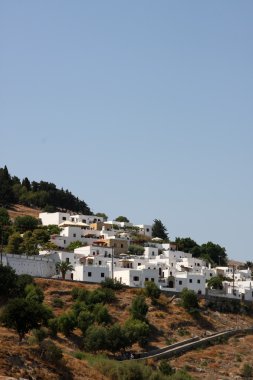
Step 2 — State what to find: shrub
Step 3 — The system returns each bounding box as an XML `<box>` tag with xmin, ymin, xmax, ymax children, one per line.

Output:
<box><xmin>51</xmin><ymin>298</ymin><xmax>64</xmax><ymax>308</ymax></box>
<box><xmin>84</xmin><ymin>325</ymin><xmax>107</xmax><ymax>352</ymax></box>
<box><xmin>144</xmin><ymin>281</ymin><xmax>161</xmax><ymax>304</ymax></box>
<box><xmin>73</xmin><ymin>351</ymin><xmax>86</xmax><ymax>360</ymax></box>
<box><xmin>241</xmin><ymin>363</ymin><xmax>253</xmax><ymax>378</ymax></box>
<box><xmin>124</xmin><ymin>318</ymin><xmax>150</xmax><ymax>346</ymax></box>
<box><xmin>40</xmin><ymin>339</ymin><xmax>63</xmax><ymax>362</ymax></box>
<box><xmin>57</xmin><ymin>312</ymin><xmax>76</xmax><ymax>336</ymax></box>
<box><xmin>129</xmin><ymin>295</ymin><xmax>148</xmax><ymax>321</ymax></box>
<box><xmin>48</xmin><ymin>318</ymin><xmax>58</xmax><ymax>338</ymax></box>
<box><xmin>77</xmin><ymin>310</ymin><xmax>94</xmax><ymax>334</ymax></box>
<box><xmin>180</xmin><ymin>288</ymin><xmax>199</xmax><ymax>311</ymax></box>
<box><xmin>25</xmin><ymin>284</ymin><xmax>44</xmax><ymax>303</ymax></box>
<box><xmin>100</xmin><ymin>277</ymin><xmax>124</xmax><ymax>290</ymax></box>
<box><xmin>93</xmin><ymin>304</ymin><xmax>112</xmax><ymax>325</ymax></box>
<box><xmin>158</xmin><ymin>360</ymin><xmax>174</xmax><ymax>375</ymax></box>
<box><xmin>31</xmin><ymin>327</ymin><xmax>48</xmax><ymax>342</ymax></box>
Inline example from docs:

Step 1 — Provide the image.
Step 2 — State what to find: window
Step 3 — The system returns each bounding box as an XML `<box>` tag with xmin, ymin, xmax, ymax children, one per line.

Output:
<box><xmin>66</xmin><ymin>258</ymin><xmax>69</xmax><ymax>263</ymax></box>
<box><xmin>64</xmin><ymin>240</ymin><xmax>66</xmax><ymax>244</ymax></box>
<box><xmin>210</xmin><ymin>273</ymin><xmax>213</xmax><ymax>277</ymax></box>
<box><xmin>151</xmin><ymin>278</ymin><xmax>154</xmax><ymax>282</ymax></box>
<box><xmin>71</xmin><ymin>218</ymin><xmax>74</xmax><ymax>222</ymax></box>
<box><xmin>121</xmin><ymin>244</ymin><xmax>123</xmax><ymax>248</ymax></box>
<box><xmin>62</xmin><ymin>217</ymin><xmax>66</xmax><ymax>221</ymax></box>
<box><xmin>146</xmin><ymin>228</ymin><xmax>149</xmax><ymax>232</ymax></box>
<box><xmin>133</xmin><ymin>276</ymin><xmax>139</xmax><ymax>281</ymax></box>
<box><xmin>82</xmin><ymin>219</ymin><xmax>86</xmax><ymax>223</ymax></box>
<box><xmin>73</xmin><ymin>234</ymin><xmax>76</xmax><ymax>237</ymax></box>
<box><xmin>170</xmin><ymin>271</ymin><xmax>172</xmax><ymax>276</ymax></box>
<box><xmin>179</xmin><ymin>280</ymin><xmax>182</xmax><ymax>285</ymax></box>
<box><xmin>189</xmin><ymin>279</ymin><xmax>192</xmax><ymax>283</ymax></box>
<box><xmin>101</xmin><ymin>273</ymin><xmax>105</xmax><ymax>278</ymax></box>
<box><xmin>99</xmin><ymin>261</ymin><xmax>102</xmax><ymax>265</ymax></box>
<box><xmin>145</xmin><ymin>278</ymin><xmax>148</xmax><ymax>282</ymax></box>
<box><xmin>197</xmin><ymin>280</ymin><xmax>200</xmax><ymax>284</ymax></box>
<box><xmin>88</xmin><ymin>272</ymin><xmax>92</xmax><ymax>277</ymax></box>
<box><xmin>152</xmin><ymin>252</ymin><xmax>155</xmax><ymax>256</ymax></box>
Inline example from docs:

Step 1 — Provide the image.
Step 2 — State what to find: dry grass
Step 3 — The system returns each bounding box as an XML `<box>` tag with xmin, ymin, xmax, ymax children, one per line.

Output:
<box><xmin>0</xmin><ymin>278</ymin><xmax>253</xmax><ymax>379</ymax></box>
<box><xmin>7</xmin><ymin>204</ymin><xmax>41</xmax><ymax>220</ymax></box>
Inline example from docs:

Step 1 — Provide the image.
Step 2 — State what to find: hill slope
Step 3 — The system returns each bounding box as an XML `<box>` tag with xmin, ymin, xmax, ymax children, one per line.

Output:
<box><xmin>0</xmin><ymin>278</ymin><xmax>252</xmax><ymax>379</ymax></box>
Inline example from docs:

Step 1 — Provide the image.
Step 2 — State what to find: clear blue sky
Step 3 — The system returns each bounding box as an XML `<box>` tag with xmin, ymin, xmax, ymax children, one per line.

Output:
<box><xmin>1</xmin><ymin>1</ymin><xmax>253</xmax><ymax>261</ymax></box>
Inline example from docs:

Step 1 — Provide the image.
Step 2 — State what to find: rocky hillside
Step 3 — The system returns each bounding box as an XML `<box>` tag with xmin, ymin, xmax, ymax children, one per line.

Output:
<box><xmin>0</xmin><ymin>278</ymin><xmax>252</xmax><ymax>379</ymax></box>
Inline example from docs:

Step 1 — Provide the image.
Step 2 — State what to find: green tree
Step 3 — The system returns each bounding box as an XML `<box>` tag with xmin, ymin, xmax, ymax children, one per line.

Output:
<box><xmin>207</xmin><ymin>276</ymin><xmax>224</xmax><ymax>290</ymax></box>
<box><xmin>128</xmin><ymin>244</ymin><xmax>145</xmax><ymax>256</ymax></box>
<box><xmin>56</xmin><ymin>261</ymin><xmax>74</xmax><ymax>280</ymax></box>
<box><xmin>77</xmin><ymin>310</ymin><xmax>94</xmax><ymax>335</ymax></box>
<box><xmin>124</xmin><ymin>318</ymin><xmax>150</xmax><ymax>346</ymax></box>
<box><xmin>95</xmin><ymin>212</ymin><xmax>108</xmax><ymax>221</ymax></box>
<box><xmin>84</xmin><ymin>325</ymin><xmax>107</xmax><ymax>352</ymax></box>
<box><xmin>0</xmin><ymin>298</ymin><xmax>53</xmax><ymax>341</ymax></box>
<box><xmin>115</xmin><ymin>216</ymin><xmax>129</xmax><ymax>223</ymax></box>
<box><xmin>191</xmin><ymin>241</ymin><xmax>227</xmax><ymax>266</ymax></box>
<box><xmin>0</xmin><ymin>264</ymin><xmax>17</xmax><ymax>297</ymax></box>
<box><xmin>57</xmin><ymin>312</ymin><xmax>76</xmax><ymax>336</ymax></box>
<box><xmin>0</xmin><ymin>208</ymin><xmax>12</xmax><ymax>246</ymax></box>
<box><xmin>14</xmin><ymin>274</ymin><xmax>34</xmax><ymax>298</ymax></box>
<box><xmin>21</xmin><ymin>231</ymin><xmax>39</xmax><ymax>255</ymax></box>
<box><xmin>129</xmin><ymin>295</ymin><xmax>148</xmax><ymax>321</ymax></box>
<box><xmin>67</xmin><ymin>241</ymin><xmax>84</xmax><ymax>251</ymax></box>
<box><xmin>152</xmin><ymin>219</ymin><xmax>169</xmax><ymax>241</ymax></box>
<box><xmin>106</xmin><ymin>323</ymin><xmax>129</xmax><ymax>353</ymax></box>
<box><xmin>32</xmin><ymin>228</ymin><xmax>50</xmax><ymax>245</ymax></box>
<box><xmin>93</xmin><ymin>304</ymin><xmax>111</xmax><ymax>324</ymax></box>
<box><xmin>0</xmin><ymin>166</ymin><xmax>15</xmax><ymax>206</ymax></box>
<box><xmin>14</xmin><ymin>216</ymin><xmax>39</xmax><ymax>233</ymax></box>
<box><xmin>25</xmin><ymin>284</ymin><xmax>44</xmax><ymax>303</ymax></box>
<box><xmin>180</xmin><ymin>288</ymin><xmax>199</xmax><ymax>311</ymax></box>
<box><xmin>175</xmin><ymin>237</ymin><xmax>198</xmax><ymax>253</ymax></box>
<box><xmin>144</xmin><ymin>281</ymin><xmax>161</xmax><ymax>304</ymax></box>
<box><xmin>6</xmin><ymin>232</ymin><xmax>23</xmax><ymax>254</ymax></box>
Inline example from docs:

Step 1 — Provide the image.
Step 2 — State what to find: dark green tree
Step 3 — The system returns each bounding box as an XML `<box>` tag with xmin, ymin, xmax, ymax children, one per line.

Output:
<box><xmin>175</xmin><ymin>237</ymin><xmax>198</xmax><ymax>253</ymax></box>
<box><xmin>191</xmin><ymin>242</ymin><xmax>227</xmax><ymax>266</ymax></box>
<box><xmin>0</xmin><ymin>298</ymin><xmax>53</xmax><ymax>341</ymax></box>
<box><xmin>14</xmin><ymin>216</ymin><xmax>39</xmax><ymax>233</ymax></box>
<box><xmin>0</xmin><ymin>264</ymin><xmax>17</xmax><ymax>297</ymax></box>
<box><xmin>152</xmin><ymin>219</ymin><xmax>169</xmax><ymax>241</ymax></box>
<box><xmin>0</xmin><ymin>166</ymin><xmax>15</xmax><ymax>206</ymax></box>
<box><xmin>115</xmin><ymin>216</ymin><xmax>129</xmax><ymax>223</ymax></box>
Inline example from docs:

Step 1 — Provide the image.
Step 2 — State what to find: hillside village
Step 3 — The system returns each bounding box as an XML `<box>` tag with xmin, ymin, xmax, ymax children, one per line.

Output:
<box><xmin>4</xmin><ymin>210</ymin><xmax>253</xmax><ymax>302</ymax></box>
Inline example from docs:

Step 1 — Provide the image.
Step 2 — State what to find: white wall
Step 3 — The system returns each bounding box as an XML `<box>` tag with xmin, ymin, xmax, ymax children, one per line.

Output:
<box><xmin>4</xmin><ymin>254</ymin><xmax>56</xmax><ymax>277</ymax></box>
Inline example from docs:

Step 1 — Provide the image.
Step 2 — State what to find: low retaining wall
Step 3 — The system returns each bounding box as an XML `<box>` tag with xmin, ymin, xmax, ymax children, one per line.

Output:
<box><xmin>135</xmin><ymin>328</ymin><xmax>253</xmax><ymax>361</ymax></box>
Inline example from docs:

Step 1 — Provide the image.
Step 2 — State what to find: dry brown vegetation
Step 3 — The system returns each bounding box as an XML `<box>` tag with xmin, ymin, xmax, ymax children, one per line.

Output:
<box><xmin>0</xmin><ymin>278</ymin><xmax>253</xmax><ymax>379</ymax></box>
<box><xmin>7</xmin><ymin>205</ymin><xmax>41</xmax><ymax>220</ymax></box>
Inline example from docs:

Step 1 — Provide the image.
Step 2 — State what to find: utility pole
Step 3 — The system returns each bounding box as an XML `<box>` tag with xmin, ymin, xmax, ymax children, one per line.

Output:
<box><xmin>232</xmin><ymin>265</ymin><xmax>235</xmax><ymax>296</ymax></box>
<box><xmin>111</xmin><ymin>245</ymin><xmax>114</xmax><ymax>280</ymax></box>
